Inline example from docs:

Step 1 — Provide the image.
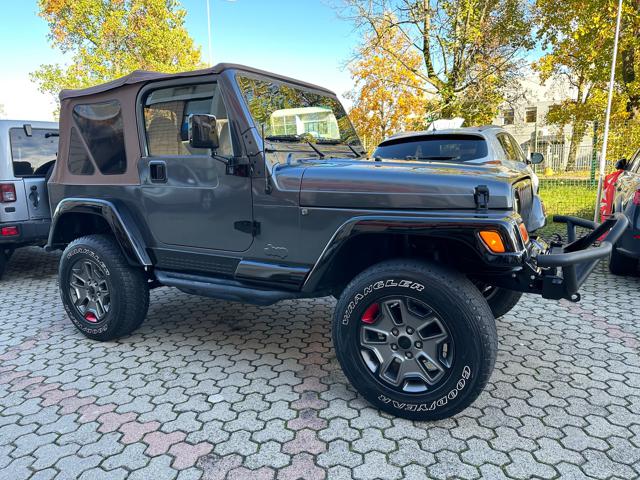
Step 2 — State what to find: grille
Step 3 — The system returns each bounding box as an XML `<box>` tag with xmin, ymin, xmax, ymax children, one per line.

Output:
<box><xmin>514</xmin><ymin>180</ymin><xmax>533</xmax><ymax>223</ymax></box>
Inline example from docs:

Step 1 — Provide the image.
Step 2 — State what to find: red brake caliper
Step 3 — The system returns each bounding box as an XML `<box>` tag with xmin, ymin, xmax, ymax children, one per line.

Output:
<box><xmin>84</xmin><ymin>312</ymin><xmax>98</xmax><ymax>323</ymax></box>
<box><xmin>361</xmin><ymin>303</ymin><xmax>380</xmax><ymax>324</ymax></box>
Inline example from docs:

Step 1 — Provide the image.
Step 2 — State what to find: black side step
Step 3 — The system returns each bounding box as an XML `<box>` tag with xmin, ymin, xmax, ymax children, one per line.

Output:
<box><xmin>154</xmin><ymin>270</ymin><xmax>301</xmax><ymax>306</ymax></box>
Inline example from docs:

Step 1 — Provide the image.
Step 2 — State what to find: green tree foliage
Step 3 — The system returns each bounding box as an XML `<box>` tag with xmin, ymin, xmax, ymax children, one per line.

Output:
<box><xmin>31</xmin><ymin>0</ymin><xmax>204</xmax><ymax>99</ymax></box>
<box><xmin>340</xmin><ymin>0</ymin><xmax>534</xmax><ymax>125</ymax></box>
<box><xmin>535</xmin><ymin>0</ymin><xmax>640</xmax><ymax>169</ymax></box>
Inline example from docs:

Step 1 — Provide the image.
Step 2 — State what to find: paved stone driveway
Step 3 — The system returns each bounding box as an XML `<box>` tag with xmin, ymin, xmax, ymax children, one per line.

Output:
<box><xmin>0</xmin><ymin>247</ymin><xmax>639</xmax><ymax>480</ymax></box>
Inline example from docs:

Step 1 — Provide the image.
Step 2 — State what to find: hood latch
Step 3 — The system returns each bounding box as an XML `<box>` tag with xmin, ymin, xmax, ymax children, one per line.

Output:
<box><xmin>474</xmin><ymin>185</ymin><xmax>490</xmax><ymax>211</ymax></box>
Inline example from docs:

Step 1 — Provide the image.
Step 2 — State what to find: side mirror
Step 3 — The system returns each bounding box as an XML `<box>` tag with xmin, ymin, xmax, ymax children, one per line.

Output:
<box><xmin>530</xmin><ymin>152</ymin><xmax>544</xmax><ymax>165</ymax></box>
<box><xmin>615</xmin><ymin>158</ymin><xmax>627</xmax><ymax>170</ymax></box>
<box><xmin>188</xmin><ymin>114</ymin><xmax>219</xmax><ymax>150</ymax></box>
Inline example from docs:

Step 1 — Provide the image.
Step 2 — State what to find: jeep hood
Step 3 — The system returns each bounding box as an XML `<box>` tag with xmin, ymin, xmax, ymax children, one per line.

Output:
<box><xmin>298</xmin><ymin>158</ymin><xmax>523</xmax><ymax>210</ymax></box>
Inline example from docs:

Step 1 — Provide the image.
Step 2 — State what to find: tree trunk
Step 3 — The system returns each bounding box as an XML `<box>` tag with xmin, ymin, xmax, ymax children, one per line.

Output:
<box><xmin>565</xmin><ymin>121</ymin><xmax>587</xmax><ymax>172</ymax></box>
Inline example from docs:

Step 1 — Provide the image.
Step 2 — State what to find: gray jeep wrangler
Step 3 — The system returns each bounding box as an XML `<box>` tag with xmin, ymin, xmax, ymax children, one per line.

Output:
<box><xmin>46</xmin><ymin>64</ymin><xmax>627</xmax><ymax>420</ymax></box>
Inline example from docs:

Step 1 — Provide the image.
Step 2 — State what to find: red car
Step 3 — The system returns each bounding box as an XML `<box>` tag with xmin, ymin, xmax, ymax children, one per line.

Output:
<box><xmin>604</xmin><ymin>152</ymin><xmax>640</xmax><ymax>275</ymax></box>
<box><xmin>600</xmin><ymin>168</ymin><xmax>624</xmax><ymax>222</ymax></box>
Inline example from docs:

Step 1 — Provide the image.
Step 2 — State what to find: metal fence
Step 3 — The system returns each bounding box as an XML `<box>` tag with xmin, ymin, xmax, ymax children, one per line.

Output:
<box><xmin>520</xmin><ymin>120</ymin><xmax>640</xmax><ymax>236</ymax></box>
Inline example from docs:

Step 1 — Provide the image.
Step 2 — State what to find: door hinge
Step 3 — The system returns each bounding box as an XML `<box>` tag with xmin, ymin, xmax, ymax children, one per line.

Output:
<box><xmin>474</xmin><ymin>185</ymin><xmax>490</xmax><ymax>211</ymax></box>
<box><xmin>234</xmin><ymin>220</ymin><xmax>260</xmax><ymax>236</ymax></box>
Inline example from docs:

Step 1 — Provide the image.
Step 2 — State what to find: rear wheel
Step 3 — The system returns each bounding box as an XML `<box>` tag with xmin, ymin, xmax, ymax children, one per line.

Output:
<box><xmin>59</xmin><ymin>234</ymin><xmax>149</xmax><ymax>341</ymax></box>
<box><xmin>609</xmin><ymin>247</ymin><xmax>639</xmax><ymax>276</ymax></box>
<box><xmin>477</xmin><ymin>284</ymin><xmax>523</xmax><ymax>318</ymax></box>
<box><xmin>333</xmin><ymin>260</ymin><xmax>497</xmax><ymax>421</ymax></box>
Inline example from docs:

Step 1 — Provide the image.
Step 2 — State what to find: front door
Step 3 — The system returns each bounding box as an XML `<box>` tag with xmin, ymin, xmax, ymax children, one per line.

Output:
<box><xmin>139</xmin><ymin>80</ymin><xmax>253</xmax><ymax>252</ymax></box>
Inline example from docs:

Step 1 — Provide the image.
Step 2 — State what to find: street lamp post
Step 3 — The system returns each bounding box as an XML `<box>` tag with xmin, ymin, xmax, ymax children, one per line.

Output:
<box><xmin>594</xmin><ymin>0</ymin><xmax>624</xmax><ymax>221</ymax></box>
<box><xmin>206</xmin><ymin>0</ymin><xmax>213</xmax><ymax>67</ymax></box>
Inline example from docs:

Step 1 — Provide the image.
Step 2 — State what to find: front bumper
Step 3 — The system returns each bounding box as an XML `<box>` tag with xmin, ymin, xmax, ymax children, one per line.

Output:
<box><xmin>0</xmin><ymin>219</ymin><xmax>51</xmax><ymax>246</ymax></box>
<box><xmin>486</xmin><ymin>213</ymin><xmax>628</xmax><ymax>301</ymax></box>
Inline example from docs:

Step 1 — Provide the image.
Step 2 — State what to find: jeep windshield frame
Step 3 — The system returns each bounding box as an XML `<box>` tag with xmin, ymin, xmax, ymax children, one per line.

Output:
<box><xmin>235</xmin><ymin>73</ymin><xmax>363</xmax><ymax>151</ymax></box>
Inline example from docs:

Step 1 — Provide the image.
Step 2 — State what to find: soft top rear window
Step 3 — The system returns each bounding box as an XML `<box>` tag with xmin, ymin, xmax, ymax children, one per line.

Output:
<box><xmin>374</xmin><ymin>134</ymin><xmax>488</xmax><ymax>162</ymax></box>
<box><xmin>9</xmin><ymin>127</ymin><xmax>58</xmax><ymax>177</ymax></box>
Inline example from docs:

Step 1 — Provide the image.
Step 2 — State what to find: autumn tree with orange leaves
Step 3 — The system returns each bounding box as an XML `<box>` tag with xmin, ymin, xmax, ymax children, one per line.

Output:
<box><xmin>31</xmin><ymin>0</ymin><xmax>203</xmax><ymax>104</ymax></box>
<box><xmin>347</xmin><ymin>20</ymin><xmax>427</xmax><ymax>152</ymax></box>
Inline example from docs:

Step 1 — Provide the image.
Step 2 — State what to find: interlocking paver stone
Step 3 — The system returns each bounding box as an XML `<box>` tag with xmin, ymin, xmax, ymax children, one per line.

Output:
<box><xmin>0</xmin><ymin>248</ymin><xmax>639</xmax><ymax>479</ymax></box>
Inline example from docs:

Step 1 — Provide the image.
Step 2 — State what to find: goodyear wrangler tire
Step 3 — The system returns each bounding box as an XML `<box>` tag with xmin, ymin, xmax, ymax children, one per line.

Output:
<box><xmin>333</xmin><ymin>260</ymin><xmax>497</xmax><ymax>421</ymax></box>
<box><xmin>59</xmin><ymin>234</ymin><xmax>149</xmax><ymax>341</ymax></box>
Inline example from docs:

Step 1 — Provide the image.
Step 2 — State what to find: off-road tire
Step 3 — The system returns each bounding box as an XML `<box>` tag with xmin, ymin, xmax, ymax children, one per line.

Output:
<box><xmin>333</xmin><ymin>259</ymin><xmax>497</xmax><ymax>421</ymax></box>
<box><xmin>484</xmin><ymin>287</ymin><xmax>523</xmax><ymax>318</ymax></box>
<box><xmin>609</xmin><ymin>247</ymin><xmax>639</xmax><ymax>276</ymax></box>
<box><xmin>59</xmin><ymin>234</ymin><xmax>149</xmax><ymax>341</ymax></box>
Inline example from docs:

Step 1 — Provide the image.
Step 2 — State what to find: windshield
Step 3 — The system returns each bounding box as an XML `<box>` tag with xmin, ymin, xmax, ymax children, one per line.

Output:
<box><xmin>373</xmin><ymin>135</ymin><xmax>488</xmax><ymax>162</ymax></box>
<box><xmin>236</xmin><ymin>75</ymin><xmax>362</xmax><ymax>147</ymax></box>
<box><xmin>9</xmin><ymin>127</ymin><xmax>59</xmax><ymax>177</ymax></box>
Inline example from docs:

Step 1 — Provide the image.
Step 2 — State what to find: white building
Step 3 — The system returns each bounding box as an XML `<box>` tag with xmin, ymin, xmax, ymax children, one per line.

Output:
<box><xmin>493</xmin><ymin>75</ymin><xmax>596</xmax><ymax>172</ymax></box>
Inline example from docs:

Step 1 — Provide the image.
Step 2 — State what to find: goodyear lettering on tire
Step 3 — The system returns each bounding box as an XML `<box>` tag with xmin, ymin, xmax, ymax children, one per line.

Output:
<box><xmin>377</xmin><ymin>366</ymin><xmax>471</xmax><ymax>412</ymax></box>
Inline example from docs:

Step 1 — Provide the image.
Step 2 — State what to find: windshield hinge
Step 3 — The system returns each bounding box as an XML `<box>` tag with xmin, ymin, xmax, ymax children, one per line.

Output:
<box><xmin>234</xmin><ymin>220</ymin><xmax>261</xmax><ymax>236</ymax></box>
<box><xmin>474</xmin><ymin>185</ymin><xmax>490</xmax><ymax>211</ymax></box>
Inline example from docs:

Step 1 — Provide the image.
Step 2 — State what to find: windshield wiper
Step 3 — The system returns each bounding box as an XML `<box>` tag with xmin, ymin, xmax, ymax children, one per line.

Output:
<box><xmin>264</xmin><ymin>134</ymin><xmax>325</xmax><ymax>158</ymax></box>
<box><xmin>315</xmin><ymin>138</ymin><xmax>365</xmax><ymax>158</ymax></box>
<box><xmin>306</xmin><ymin>141</ymin><xmax>325</xmax><ymax>158</ymax></box>
<box><xmin>406</xmin><ymin>155</ymin><xmax>458</xmax><ymax>161</ymax></box>
<box><xmin>264</xmin><ymin>134</ymin><xmax>302</xmax><ymax>142</ymax></box>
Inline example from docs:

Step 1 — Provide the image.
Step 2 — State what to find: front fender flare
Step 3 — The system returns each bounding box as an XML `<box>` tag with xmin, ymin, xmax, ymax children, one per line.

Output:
<box><xmin>301</xmin><ymin>213</ymin><xmax>524</xmax><ymax>294</ymax></box>
<box><xmin>47</xmin><ymin>198</ymin><xmax>152</xmax><ymax>267</ymax></box>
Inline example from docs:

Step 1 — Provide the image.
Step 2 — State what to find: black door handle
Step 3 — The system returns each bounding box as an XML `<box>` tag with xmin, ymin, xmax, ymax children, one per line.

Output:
<box><xmin>149</xmin><ymin>161</ymin><xmax>167</xmax><ymax>182</ymax></box>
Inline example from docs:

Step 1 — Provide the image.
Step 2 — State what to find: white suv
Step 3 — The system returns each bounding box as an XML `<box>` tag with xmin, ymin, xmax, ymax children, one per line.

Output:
<box><xmin>374</xmin><ymin>125</ymin><xmax>543</xmax><ymax>192</ymax></box>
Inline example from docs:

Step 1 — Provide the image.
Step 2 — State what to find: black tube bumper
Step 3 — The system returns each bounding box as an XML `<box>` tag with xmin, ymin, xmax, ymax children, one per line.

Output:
<box><xmin>486</xmin><ymin>213</ymin><xmax>629</xmax><ymax>301</ymax></box>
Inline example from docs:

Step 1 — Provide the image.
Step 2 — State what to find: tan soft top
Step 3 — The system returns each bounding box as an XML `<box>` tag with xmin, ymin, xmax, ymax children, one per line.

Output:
<box><xmin>59</xmin><ymin>63</ymin><xmax>334</xmax><ymax>101</ymax></box>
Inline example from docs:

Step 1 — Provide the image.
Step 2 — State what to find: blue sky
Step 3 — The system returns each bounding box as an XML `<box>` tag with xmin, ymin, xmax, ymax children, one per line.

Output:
<box><xmin>0</xmin><ymin>0</ymin><xmax>360</xmax><ymax>120</ymax></box>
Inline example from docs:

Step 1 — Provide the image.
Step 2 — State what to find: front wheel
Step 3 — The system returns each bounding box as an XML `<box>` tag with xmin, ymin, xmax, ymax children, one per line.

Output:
<box><xmin>333</xmin><ymin>260</ymin><xmax>497</xmax><ymax>421</ymax></box>
<box><xmin>477</xmin><ymin>284</ymin><xmax>523</xmax><ymax>318</ymax></box>
<box><xmin>59</xmin><ymin>234</ymin><xmax>149</xmax><ymax>341</ymax></box>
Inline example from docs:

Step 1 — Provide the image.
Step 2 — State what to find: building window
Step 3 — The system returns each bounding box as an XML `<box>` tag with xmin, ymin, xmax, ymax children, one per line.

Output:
<box><xmin>525</xmin><ymin>107</ymin><xmax>537</xmax><ymax>123</ymax></box>
<box><xmin>271</xmin><ymin>115</ymin><xmax>297</xmax><ymax>136</ymax></box>
<box><xmin>503</xmin><ymin>108</ymin><xmax>514</xmax><ymax>126</ymax></box>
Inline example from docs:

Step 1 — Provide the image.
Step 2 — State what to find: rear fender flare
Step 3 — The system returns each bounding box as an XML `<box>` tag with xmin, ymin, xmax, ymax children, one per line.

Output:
<box><xmin>47</xmin><ymin>198</ymin><xmax>152</xmax><ymax>267</ymax></box>
<box><xmin>301</xmin><ymin>214</ymin><xmax>523</xmax><ymax>293</ymax></box>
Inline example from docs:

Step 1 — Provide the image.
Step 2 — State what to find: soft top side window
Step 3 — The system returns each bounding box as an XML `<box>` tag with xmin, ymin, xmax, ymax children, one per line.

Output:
<box><xmin>72</xmin><ymin>100</ymin><xmax>126</xmax><ymax>175</ymax></box>
<box><xmin>143</xmin><ymin>83</ymin><xmax>233</xmax><ymax>158</ymax></box>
